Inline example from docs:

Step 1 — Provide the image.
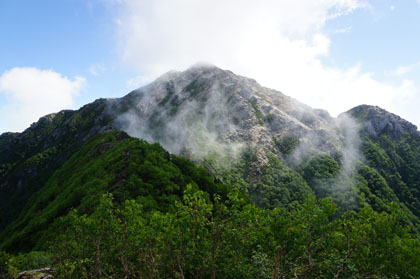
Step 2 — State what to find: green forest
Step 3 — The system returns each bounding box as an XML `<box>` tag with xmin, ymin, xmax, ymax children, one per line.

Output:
<box><xmin>1</xmin><ymin>128</ymin><xmax>420</xmax><ymax>278</ymax></box>
<box><xmin>6</xmin><ymin>188</ymin><xmax>420</xmax><ymax>279</ymax></box>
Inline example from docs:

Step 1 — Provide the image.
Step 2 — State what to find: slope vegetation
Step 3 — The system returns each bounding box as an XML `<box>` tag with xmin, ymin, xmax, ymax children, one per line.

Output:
<box><xmin>0</xmin><ymin>131</ymin><xmax>231</xmax><ymax>252</ymax></box>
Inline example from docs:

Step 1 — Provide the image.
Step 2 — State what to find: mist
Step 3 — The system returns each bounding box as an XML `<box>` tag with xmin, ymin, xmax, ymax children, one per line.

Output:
<box><xmin>114</xmin><ymin>76</ymin><xmax>245</xmax><ymax>170</ymax></box>
<box><xmin>111</xmin><ymin>64</ymin><xmax>367</xmax><ymax>210</ymax></box>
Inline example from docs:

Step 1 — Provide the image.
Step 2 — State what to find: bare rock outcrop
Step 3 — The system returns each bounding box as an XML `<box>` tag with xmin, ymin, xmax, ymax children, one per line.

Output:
<box><xmin>345</xmin><ymin>105</ymin><xmax>419</xmax><ymax>140</ymax></box>
<box><xmin>17</xmin><ymin>268</ymin><xmax>53</xmax><ymax>279</ymax></box>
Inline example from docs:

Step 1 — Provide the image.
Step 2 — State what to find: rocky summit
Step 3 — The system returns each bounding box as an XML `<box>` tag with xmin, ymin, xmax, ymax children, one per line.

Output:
<box><xmin>346</xmin><ymin>104</ymin><xmax>420</xmax><ymax>140</ymax></box>
<box><xmin>110</xmin><ymin>64</ymin><xmax>348</xmax><ymax>165</ymax></box>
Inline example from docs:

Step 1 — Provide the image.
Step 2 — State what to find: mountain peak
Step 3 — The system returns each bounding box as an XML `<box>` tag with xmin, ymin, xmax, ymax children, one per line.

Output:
<box><xmin>346</xmin><ymin>104</ymin><xmax>419</xmax><ymax>140</ymax></box>
<box><xmin>111</xmin><ymin>64</ymin><xmax>345</xmax><ymax>167</ymax></box>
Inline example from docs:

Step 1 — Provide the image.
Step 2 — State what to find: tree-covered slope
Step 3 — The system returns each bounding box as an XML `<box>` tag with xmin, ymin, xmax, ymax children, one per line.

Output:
<box><xmin>0</xmin><ymin>99</ymin><xmax>115</xmax><ymax>233</ymax></box>
<box><xmin>346</xmin><ymin>105</ymin><xmax>420</xmax><ymax>227</ymax></box>
<box><xmin>35</xmin><ymin>188</ymin><xmax>420</xmax><ymax>278</ymax></box>
<box><xmin>0</xmin><ymin>131</ymin><xmax>232</xmax><ymax>252</ymax></box>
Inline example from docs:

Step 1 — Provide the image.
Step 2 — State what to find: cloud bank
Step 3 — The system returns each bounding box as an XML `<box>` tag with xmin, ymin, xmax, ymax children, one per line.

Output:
<box><xmin>109</xmin><ymin>0</ymin><xmax>420</xmax><ymax>126</ymax></box>
<box><xmin>0</xmin><ymin>67</ymin><xmax>85</xmax><ymax>132</ymax></box>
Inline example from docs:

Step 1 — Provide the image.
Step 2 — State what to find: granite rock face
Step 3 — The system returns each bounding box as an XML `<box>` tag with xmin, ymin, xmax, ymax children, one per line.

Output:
<box><xmin>346</xmin><ymin>105</ymin><xmax>419</xmax><ymax>140</ymax></box>
<box><xmin>17</xmin><ymin>268</ymin><xmax>53</xmax><ymax>279</ymax></box>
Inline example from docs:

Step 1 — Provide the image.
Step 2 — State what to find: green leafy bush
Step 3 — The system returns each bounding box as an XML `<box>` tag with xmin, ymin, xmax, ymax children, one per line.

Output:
<box><xmin>52</xmin><ymin>190</ymin><xmax>420</xmax><ymax>279</ymax></box>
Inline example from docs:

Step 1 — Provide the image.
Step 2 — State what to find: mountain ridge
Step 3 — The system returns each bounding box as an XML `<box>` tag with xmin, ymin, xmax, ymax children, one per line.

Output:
<box><xmin>4</xmin><ymin>65</ymin><xmax>418</xmax><ymax>150</ymax></box>
<box><xmin>2</xmin><ymin>64</ymin><xmax>420</xmax><ymax>239</ymax></box>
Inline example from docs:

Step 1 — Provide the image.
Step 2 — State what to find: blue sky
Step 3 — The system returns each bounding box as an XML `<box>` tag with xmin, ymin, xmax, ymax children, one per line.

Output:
<box><xmin>1</xmin><ymin>0</ymin><xmax>420</xmax><ymax>132</ymax></box>
<box><xmin>0</xmin><ymin>0</ymin><xmax>134</xmax><ymax>102</ymax></box>
<box><xmin>326</xmin><ymin>0</ymin><xmax>420</xmax><ymax>76</ymax></box>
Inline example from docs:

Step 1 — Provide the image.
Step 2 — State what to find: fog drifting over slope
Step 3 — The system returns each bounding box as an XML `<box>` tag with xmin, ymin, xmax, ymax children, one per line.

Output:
<box><xmin>112</xmin><ymin>65</ymin><xmax>365</xmax><ymax>201</ymax></box>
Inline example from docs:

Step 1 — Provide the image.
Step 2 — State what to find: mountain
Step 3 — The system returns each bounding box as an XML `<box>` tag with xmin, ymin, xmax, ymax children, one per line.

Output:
<box><xmin>107</xmin><ymin>65</ymin><xmax>370</xmax><ymax>210</ymax></box>
<box><xmin>1</xmin><ymin>64</ymin><xmax>420</xmax><ymax>252</ymax></box>
<box><xmin>111</xmin><ymin>64</ymin><xmax>344</xmax><ymax>161</ymax></box>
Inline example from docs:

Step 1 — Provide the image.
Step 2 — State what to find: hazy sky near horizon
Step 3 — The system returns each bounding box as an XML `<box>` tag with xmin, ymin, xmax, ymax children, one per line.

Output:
<box><xmin>1</xmin><ymin>0</ymin><xmax>420</xmax><ymax>132</ymax></box>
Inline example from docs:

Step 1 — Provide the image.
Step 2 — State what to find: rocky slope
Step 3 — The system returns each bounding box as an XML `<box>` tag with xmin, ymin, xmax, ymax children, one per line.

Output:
<box><xmin>347</xmin><ymin>104</ymin><xmax>420</xmax><ymax>140</ymax></box>
<box><xmin>110</xmin><ymin>64</ymin><xmax>348</xmax><ymax>166</ymax></box>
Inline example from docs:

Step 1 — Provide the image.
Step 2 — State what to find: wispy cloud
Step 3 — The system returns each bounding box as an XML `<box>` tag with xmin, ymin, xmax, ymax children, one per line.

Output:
<box><xmin>88</xmin><ymin>64</ymin><xmax>106</xmax><ymax>76</ymax></box>
<box><xmin>126</xmin><ymin>75</ymin><xmax>154</xmax><ymax>89</ymax></box>
<box><xmin>389</xmin><ymin>62</ymin><xmax>420</xmax><ymax>76</ymax></box>
<box><xmin>333</xmin><ymin>26</ymin><xmax>352</xmax><ymax>33</ymax></box>
<box><xmin>394</xmin><ymin>65</ymin><xmax>414</xmax><ymax>76</ymax></box>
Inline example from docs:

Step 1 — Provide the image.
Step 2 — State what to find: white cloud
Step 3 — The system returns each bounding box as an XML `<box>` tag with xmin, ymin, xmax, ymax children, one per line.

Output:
<box><xmin>88</xmin><ymin>64</ymin><xmax>106</xmax><ymax>76</ymax></box>
<box><xmin>126</xmin><ymin>75</ymin><xmax>154</xmax><ymax>90</ymax></box>
<box><xmin>0</xmin><ymin>67</ymin><xmax>85</xmax><ymax>132</ymax></box>
<box><xmin>333</xmin><ymin>26</ymin><xmax>352</xmax><ymax>33</ymax></box>
<box><xmin>112</xmin><ymin>0</ymin><xmax>366</xmax><ymax>74</ymax></box>
<box><xmin>109</xmin><ymin>0</ymin><xmax>420</xmax><ymax>126</ymax></box>
<box><xmin>390</xmin><ymin>62</ymin><xmax>420</xmax><ymax>76</ymax></box>
<box><xmin>393</xmin><ymin>65</ymin><xmax>414</xmax><ymax>76</ymax></box>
